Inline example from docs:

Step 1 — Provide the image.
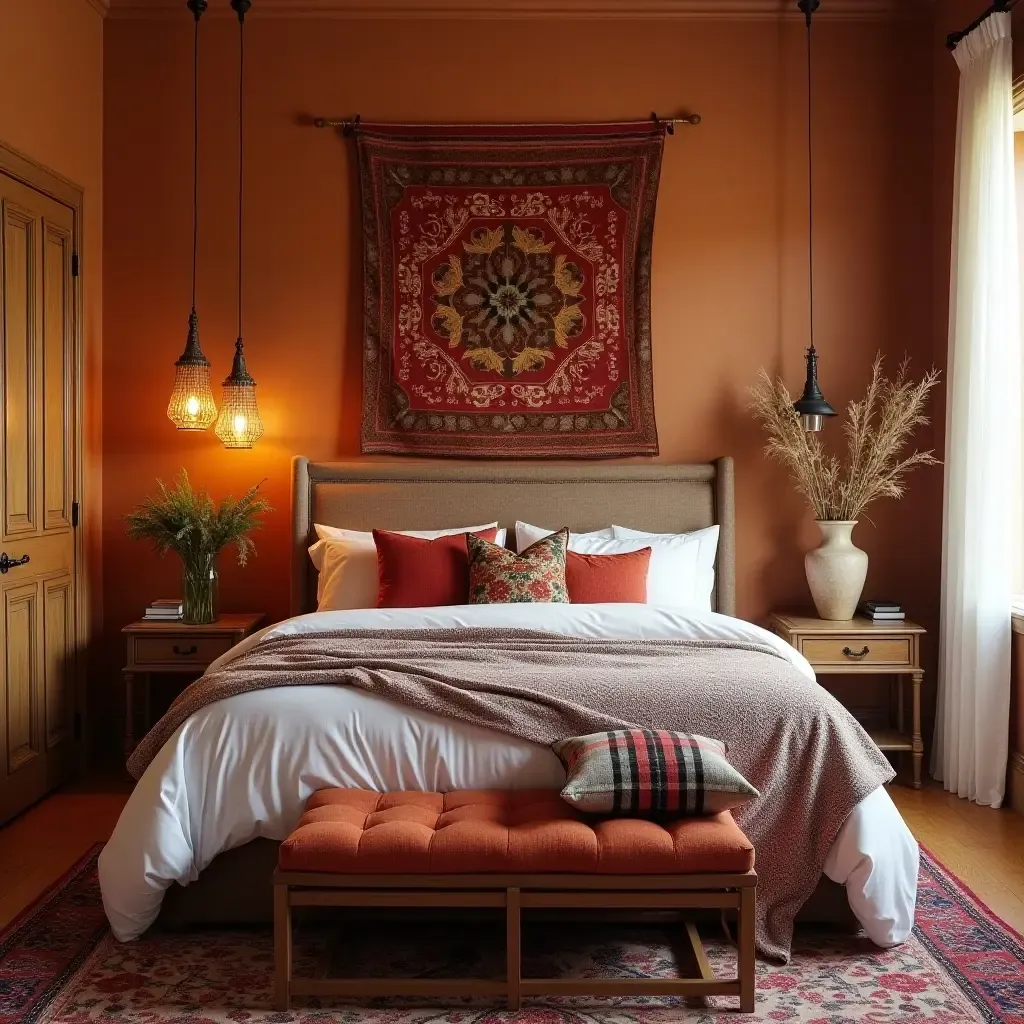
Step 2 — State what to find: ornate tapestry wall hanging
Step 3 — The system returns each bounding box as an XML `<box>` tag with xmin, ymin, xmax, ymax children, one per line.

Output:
<box><xmin>356</xmin><ymin>122</ymin><xmax>666</xmax><ymax>458</ymax></box>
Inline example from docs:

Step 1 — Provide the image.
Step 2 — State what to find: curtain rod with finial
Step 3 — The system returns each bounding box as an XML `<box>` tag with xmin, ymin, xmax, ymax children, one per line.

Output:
<box><xmin>946</xmin><ymin>0</ymin><xmax>1015</xmax><ymax>49</ymax></box>
<box><xmin>310</xmin><ymin>112</ymin><xmax>702</xmax><ymax>136</ymax></box>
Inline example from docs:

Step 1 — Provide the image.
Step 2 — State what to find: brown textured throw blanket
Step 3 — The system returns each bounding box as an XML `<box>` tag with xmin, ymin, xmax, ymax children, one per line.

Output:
<box><xmin>128</xmin><ymin>628</ymin><xmax>894</xmax><ymax>960</ymax></box>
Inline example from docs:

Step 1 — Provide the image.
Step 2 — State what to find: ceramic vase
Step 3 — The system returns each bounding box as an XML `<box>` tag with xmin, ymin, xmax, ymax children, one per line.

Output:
<box><xmin>804</xmin><ymin>520</ymin><xmax>868</xmax><ymax>621</ymax></box>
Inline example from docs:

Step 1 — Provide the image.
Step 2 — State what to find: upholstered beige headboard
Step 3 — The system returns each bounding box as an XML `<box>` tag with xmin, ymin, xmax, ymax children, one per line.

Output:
<box><xmin>291</xmin><ymin>458</ymin><xmax>735</xmax><ymax>618</ymax></box>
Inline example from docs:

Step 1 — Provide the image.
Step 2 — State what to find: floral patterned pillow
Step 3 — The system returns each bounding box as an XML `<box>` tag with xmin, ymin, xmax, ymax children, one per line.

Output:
<box><xmin>467</xmin><ymin>528</ymin><xmax>570</xmax><ymax>604</ymax></box>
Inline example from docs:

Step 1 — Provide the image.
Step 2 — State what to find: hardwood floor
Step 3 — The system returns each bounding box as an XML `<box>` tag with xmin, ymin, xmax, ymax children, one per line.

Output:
<box><xmin>0</xmin><ymin>780</ymin><xmax>1022</xmax><ymax>935</ymax></box>
<box><xmin>0</xmin><ymin>776</ymin><xmax>129</xmax><ymax>929</ymax></box>
<box><xmin>890</xmin><ymin>784</ymin><xmax>1024</xmax><ymax>933</ymax></box>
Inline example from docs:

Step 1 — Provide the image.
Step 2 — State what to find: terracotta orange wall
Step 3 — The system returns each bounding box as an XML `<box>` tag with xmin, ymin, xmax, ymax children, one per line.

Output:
<box><xmin>102</xmin><ymin>14</ymin><xmax>940</xmax><ymax>650</ymax></box>
<box><xmin>0</xmin><ymin>0</ymin><xmax>104</xmax><ymax>676</ymax></box>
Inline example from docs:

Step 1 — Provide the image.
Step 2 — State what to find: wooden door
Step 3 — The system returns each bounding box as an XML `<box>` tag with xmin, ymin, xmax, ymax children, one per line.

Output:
<box><xmin>0</xmin><ymin>171</ymin><xmax>78</xmax><ymax>823</ymax></box>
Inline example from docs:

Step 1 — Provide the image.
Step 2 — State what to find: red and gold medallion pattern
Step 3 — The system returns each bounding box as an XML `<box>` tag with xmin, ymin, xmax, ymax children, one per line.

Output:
<box><xmin>357</xmin><ymin>124</ymin><xmax>665</xmax><ymax>457</ymax></box>
<box><xmin>467</xmin><ymin>528</ymin><xmax>570</xmax><ymax>604</ymax></box>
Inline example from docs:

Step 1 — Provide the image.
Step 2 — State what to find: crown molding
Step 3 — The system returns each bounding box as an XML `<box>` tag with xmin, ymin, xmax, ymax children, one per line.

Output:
<box><xmin>85</xmin><ymin>0</ymin><xmax>110</xmax><ymax>15</ymax></box>
<box><xmin>106</xmin><ymin>0</ymin><xmax>931</xmax><ymax>21</ymax></box>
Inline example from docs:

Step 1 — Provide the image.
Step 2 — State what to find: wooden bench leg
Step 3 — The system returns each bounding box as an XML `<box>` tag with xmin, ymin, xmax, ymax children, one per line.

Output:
<box><xmin>274</xmin><ymin>883</ymin><xmax>292</xmax><ymax>1011</ymax></box>
<box><xmin>738</xmin><ymin>885</ymin><xmax>756</xmax><ymax>1013</ymax></box>
<box><xmin>506</xmin><ymin>887</ymin><xmax>521</xmax><ymax>1011</ymax></box>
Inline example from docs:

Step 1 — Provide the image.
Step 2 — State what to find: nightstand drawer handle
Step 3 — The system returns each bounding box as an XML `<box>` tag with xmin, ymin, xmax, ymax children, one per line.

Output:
<box><xmin>842</xmin><ymin>645</ymin><xmax>870</xmax><ymax>659</ymax></box>
<box><xmin>172</xmin><ymin>644</ymin><xmax>198</xmax><ymax>657</ymax></box>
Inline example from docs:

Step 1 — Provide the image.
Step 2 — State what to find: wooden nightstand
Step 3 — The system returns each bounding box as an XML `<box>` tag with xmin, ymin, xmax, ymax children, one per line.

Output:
<box><xmin>768</xmin><ymin>611</ymin><xmax>926</xmax><ymax>789</ymax></box>
<box><xmin>122</xmin><ymin>612</ymin><xmax>264</xmax><ymax>755</ymax></box>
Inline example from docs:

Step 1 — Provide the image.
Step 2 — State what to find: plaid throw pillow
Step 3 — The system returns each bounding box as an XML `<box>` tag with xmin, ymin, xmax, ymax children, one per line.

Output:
<box><xmin>467</xmin><ymin>528</ymin><xmax>570</xmax><ymax>604</ymax></box>
<box><xmin>553</xmin><ymin>729</ymin><xmax>759</xmax><ymax>817</ymax></box>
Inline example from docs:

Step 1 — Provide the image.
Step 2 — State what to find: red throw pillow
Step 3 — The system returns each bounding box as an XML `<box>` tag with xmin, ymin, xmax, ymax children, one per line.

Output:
<box><xmin>374</xmin><ymin>528</ymin><xmax>498</xmax><ymax>608</ymax></box>
<box><xmin>565</xmin><ymin>547</ymin><xmax>652</xmax><ymax>603</ymax></box>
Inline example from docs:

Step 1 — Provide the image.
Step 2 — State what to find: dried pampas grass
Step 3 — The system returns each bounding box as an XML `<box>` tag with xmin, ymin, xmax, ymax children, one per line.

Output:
<box><xmin>749</xmin><ymin>356</ymin><xmax>940</xmax><ymax>522</ymax></box>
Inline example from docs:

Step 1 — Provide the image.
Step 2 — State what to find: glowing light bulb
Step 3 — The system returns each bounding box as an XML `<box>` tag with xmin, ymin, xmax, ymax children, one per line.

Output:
<box><xmin>233</xmin><ymin>414</ymin><xmax>247</xmax><ymax>436</ymax></box>
<box><xmin>185</xmin><ymin>395</ymin><xmax>200</xmax><ymax>417</ymax></box>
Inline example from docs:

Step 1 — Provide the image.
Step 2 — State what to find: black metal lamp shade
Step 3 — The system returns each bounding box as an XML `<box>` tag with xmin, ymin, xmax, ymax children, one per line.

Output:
<box><xmin>793</xmin><ymin>345</ymin><xmax>836</xmax><ymax>432</ymax></box>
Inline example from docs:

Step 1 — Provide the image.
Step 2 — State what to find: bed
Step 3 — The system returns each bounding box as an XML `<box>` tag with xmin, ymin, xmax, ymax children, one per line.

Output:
<box><xmin>98</xmin><ymin>458</ymin><xmax>918</xmax><ymax>961</ymax></box>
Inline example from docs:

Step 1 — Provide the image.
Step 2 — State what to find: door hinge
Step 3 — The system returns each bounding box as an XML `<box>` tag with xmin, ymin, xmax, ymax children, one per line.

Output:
<box><xmin>71</xmin><ymin>500</ymin><xmax>80</xmax><ymax>528</ymax></box>
<box><xmin>71</xmin><ymin>253</ymin><xmax>80</xmax><ymax>278</ymax></box>
<box><xmin>73</xmin><ymin>711</ymin><xmax>82</xmax><ymax>741</ymax></box>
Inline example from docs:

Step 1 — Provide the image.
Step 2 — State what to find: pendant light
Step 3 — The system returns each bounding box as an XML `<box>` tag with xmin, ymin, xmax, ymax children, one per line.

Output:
<box><xmin>216</xmin><ymin>0</ymin><xmax>264</xmax><ymax>449</ymax></box>
<box><xmin>792</xmin><ymin>0</ymin><xmax>836</xmax><ymax>433</ymax></box>
<box><xmin>167</xmin><ymin>0</ymin><xmax>217</xmax><ymax>431</ymax></box>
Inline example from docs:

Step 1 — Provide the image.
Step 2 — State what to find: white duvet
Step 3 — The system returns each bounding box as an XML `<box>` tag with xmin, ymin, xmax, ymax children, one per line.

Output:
<box><xmin>99</xmin><ymin>605</ymin><xmax>918</xmax><ymax>946</ymax></box>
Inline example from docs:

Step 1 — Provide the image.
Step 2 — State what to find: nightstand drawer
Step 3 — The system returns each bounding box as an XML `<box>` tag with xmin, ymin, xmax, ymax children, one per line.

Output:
<box><xmin>801</xmin><ymin>636</ymin><xmax>912</xmax><ymax>667</ymax></box>
<box><xmin>132</xmin><ymin>635</ymin><xmax>234</xmax><ymax>666</ymax></box>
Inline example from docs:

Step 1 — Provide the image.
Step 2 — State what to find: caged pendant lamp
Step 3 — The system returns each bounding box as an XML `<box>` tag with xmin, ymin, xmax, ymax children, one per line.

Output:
<box><xmin>792</xmin><ymin>0</ymin><xmax>836</xmax><ymax>433</ymax></box>
<box><xmin>216</xmin><ymin>0</ymin><xmax>264</xmax><ymax>450</ymax></box>
<box><xmin>168</xmin><ymin>0</ymin><xmax>217</xmax><ymax>432</ymax></box>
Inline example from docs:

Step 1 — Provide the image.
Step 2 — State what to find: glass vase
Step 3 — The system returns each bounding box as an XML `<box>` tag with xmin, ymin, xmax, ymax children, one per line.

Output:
<box><xmin>182</xmin><ymin>563</ymin><xmax>219</xmax><ymax>625</ymax></box>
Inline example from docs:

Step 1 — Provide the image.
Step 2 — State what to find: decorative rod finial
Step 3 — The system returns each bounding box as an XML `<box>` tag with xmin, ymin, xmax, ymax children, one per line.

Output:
<box><xmin>797</xmin><ymin>0</ymin><xmax>820</xmax><ymax>26</ymax></box>
<box><xmin>186</xmin><ymin>0</ymin><xmax>207</xmax><ymax>21</ymax></box>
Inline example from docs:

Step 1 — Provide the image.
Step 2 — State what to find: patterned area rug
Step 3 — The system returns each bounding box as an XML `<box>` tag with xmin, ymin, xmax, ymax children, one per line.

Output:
<box><xmin>4</xmin><ymin>844</ymin><xmax>1023</xmax><ymax>1023</ymax></box>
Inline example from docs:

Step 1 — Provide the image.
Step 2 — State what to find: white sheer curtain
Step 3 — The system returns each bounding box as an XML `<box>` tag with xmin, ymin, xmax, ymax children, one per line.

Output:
<box><xmin>933</xmin><ymin>12</ymin><xmax>1021</xmax><ymax>808</ymax></box>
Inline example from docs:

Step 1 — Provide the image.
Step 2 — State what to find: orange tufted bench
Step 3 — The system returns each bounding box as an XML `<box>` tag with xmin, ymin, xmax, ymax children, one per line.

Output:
<box><xmin>274</xmin><ymin>789</ymin><xmax>756</xmax><ymax>1012</ymax></box>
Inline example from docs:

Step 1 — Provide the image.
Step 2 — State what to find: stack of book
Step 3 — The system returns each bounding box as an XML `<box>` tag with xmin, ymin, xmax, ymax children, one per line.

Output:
<box><xmin>858</xmin><ymin>600</ymin><xmax>905</xmax><ymax>622</ymax></box>
<box><xmin>143</xmin><ymin>598</ymin><xmax>183</xmax><ymax>622</ymax></box>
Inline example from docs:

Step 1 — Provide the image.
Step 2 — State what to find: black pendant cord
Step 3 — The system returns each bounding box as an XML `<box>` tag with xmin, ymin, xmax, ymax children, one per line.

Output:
<box><xmin>191</xmin><ymin>6</ymin><xmax>200</xmax><ymax>313</ymax></box>
<box><xmin>237</xmin><ymin>5</ymin><xmax>244</xmax><ymax>345</ymax></box>
<box><xmin>804</xmin><ymin>2</ymin><xmax>815</xmax><ymax>356</ymax></box>
<box><xmin>792</xmin><ymin>0</ymin><xmax>833</xmax><ymax>426</ymax></box>
<box><xmin>227</xmin><ymin>0</ymin><xmax>253</xmax><ymax>385</ymax></box>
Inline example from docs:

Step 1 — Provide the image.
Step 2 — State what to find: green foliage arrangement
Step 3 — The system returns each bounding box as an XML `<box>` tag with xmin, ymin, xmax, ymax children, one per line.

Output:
<box><xmin>126</xmin><ymin>470</ymin><xmax>272</xmax><ymax>570</ymax></box>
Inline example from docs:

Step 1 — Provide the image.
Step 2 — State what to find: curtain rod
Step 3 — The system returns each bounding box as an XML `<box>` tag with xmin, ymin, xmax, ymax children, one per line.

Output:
<box><xmin>311</xmin><ymin>112</ymin><xmax>702</xmax><ymax>136</ymax></box>
<box><xmin>946</xmin><ymin>0</ymin><xmax>1015</xmax><ymax>49</ymax></box>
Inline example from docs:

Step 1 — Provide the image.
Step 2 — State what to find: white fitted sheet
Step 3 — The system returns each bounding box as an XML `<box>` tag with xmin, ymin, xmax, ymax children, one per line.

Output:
<box><xmin>98</xmin><ymin>605</ymin><xmax>918</xmax><ymax>947</ymax></box>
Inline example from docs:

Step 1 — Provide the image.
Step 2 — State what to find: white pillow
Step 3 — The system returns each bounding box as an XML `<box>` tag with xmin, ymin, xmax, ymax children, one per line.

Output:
<box><xmin>572</xmin><ymin>525</ymin><xmax>720</xmax><ymax>610</ymax></box>
<box><xmin>311</xmin><ymin>523</ymin><xmax>505</xmax><ymax>611</ymax></box>
<box><xmin>515</xmin><ymin>522</ymin><xmax>615</xmax><ymax>552</ymax></box>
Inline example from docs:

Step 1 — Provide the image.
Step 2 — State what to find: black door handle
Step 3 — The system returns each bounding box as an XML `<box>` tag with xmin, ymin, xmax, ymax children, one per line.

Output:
<box><xmin>842</xmin><ymin>646</ymin><xmax>870</xmax><ymax>659</ymax></box>
<box><xmin>0</xmin><ymin>553</ymin><xmax>30</xmax><ymax>574</ymax></box>
<box><xmin>172</xmin><ymin>644</ymin><xmax>199</xmax><ymax>656</ymax></box>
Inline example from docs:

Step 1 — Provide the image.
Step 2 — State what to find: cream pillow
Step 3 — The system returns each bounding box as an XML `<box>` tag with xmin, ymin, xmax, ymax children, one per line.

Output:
<box><xmin>311</xmin><ymin>523</ymin><xmax>505</xmax><ymax>610</ymax></box>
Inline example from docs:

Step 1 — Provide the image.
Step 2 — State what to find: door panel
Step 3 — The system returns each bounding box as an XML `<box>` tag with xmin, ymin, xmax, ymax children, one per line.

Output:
<box><xmin>3</xmin><ymin>203</ymin><xmax>37</xmax><ymax>538</ymax></box>
<box><xmin>5</xmin><ymin>582</ymin><xmax>40</xmax><ymax>774</ymax></box>
<box><xmin>0</xmin><ymin>169</ymin><xmax>78</xmax><ymax>822</ymax></box>
<box><xmin>44</xmin><ymin>575</ymin><xmax>74</xmax><ymax>749</ymax></box>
